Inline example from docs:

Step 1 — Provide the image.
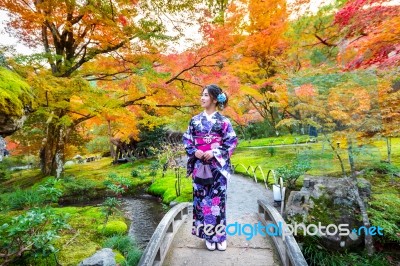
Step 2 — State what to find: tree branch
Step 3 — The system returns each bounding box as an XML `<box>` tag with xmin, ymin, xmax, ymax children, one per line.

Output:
<box><xmin>165</xmin><ymin>49</ymin><xmax>225</xmax><ymax>84</ymax></box>
<box><xmin>314</xmin><ymin>34</ymin><xmax>337</xmax><ymax>47</ymax></box>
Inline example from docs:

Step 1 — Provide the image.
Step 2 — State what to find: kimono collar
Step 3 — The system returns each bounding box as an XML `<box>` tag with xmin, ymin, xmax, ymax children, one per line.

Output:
<box><xmin>203</xmin><ymin>111</ymin><xmax>217</xmax><ymax>121</ymax></box>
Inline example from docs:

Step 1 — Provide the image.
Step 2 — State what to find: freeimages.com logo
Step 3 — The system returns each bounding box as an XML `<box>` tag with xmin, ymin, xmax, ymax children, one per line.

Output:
<box><xmin>194</xmin><ymin>222</ymin><xmax>384</xmax><ymax>240</ymax></box>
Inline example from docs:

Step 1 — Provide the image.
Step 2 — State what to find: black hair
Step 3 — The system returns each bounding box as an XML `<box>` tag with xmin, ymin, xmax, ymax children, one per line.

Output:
<box><xmin>203</xmin><ymin>84</ymin><xmax>229</xmax><ymax>110</ymax></box>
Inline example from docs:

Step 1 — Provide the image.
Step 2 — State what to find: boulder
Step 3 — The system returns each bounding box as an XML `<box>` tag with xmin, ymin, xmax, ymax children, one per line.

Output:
<box><xmin>0</xmin><ymin>113</ymin><xmax>27</xmax><ymax>137</ymax></box>
<box><xmin>285</xmin><ymin>176</ymin><xmax>371</xmax><ymax>251</ymax></box>
<box><xmin>78</xmin><ymin>248</ymin><xmax>116</xmax><ymax>266</ymax></box>
<box><xmin>64</xmin><ymin>160</ymin><xmax>75</xmax><ymax>167</ymax></box>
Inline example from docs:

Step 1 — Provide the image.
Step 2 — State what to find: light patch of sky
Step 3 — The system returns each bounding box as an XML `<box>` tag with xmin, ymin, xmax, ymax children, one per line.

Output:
<box><xmin>156</xmin><ymin>9</ymin><xmax>205</xmax><ymax>54</ymax></box>
<box><xmin>286</xmin><ymin>0</ymin><xmax>334</xmax><ymax>20</ymax></box>
<box><xmin>0</xmin><ymin>8</ymin><xmax>204</xmax><ymax>55</ymax></box>
<box><xmin>1</xmin><ymin>0</ymin><xmax>399</xmax><ymax>55</ymax></box>
<box><xmin>0</xmin><ymin>10</ymin><xmax>39</xmax><ymax>55</ymax></box>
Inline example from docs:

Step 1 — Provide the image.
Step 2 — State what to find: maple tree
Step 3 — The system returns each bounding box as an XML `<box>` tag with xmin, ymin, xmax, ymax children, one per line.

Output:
<box><xmin>0</xmin><ymin>0</ymin><xmax>205</xmax><ymax>176</ymax></box>
<box><xmin>334</xmin><ymin>0</ymin><xmax>400</xmax><ymax>69</ymax></box>
<box><xmin>285</xmin><ymin>0</ymin><xmax>346</xmax><ymax>71</ymax></box>
<box><xmin>218</xmin><ymin>0</ymin><xmax>289</xmax><ymax>134</ymax></box>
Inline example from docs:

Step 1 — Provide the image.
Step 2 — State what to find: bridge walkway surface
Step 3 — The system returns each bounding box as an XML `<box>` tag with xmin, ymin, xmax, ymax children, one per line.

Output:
<box><xmin>163</xmin><ymin>173</ymin><xmax>280</xmax><ymax>266</ymax></box>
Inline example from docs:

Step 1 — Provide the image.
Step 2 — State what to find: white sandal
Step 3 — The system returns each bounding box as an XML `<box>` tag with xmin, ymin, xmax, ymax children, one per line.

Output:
<box><xmin>217</xmin><ymin>240</ymin><xmax>227</xmax><ymax>251</ymax></box>
<box><xmin>206</xmin><ymin>240</ymin><xmax>216</xmax><ymax>251</ymax></box>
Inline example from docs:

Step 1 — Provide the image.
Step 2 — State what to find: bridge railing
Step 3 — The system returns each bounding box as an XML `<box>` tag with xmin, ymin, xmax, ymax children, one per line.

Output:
<box><xmin>138</xmin><ymin>202</ymin><xmax>191</xmax><ymax>266</ymax></box>
<box><xmin>257</xmin><ymin>199</ymin><xmax>307</xmax><ymax>266</ymax></box>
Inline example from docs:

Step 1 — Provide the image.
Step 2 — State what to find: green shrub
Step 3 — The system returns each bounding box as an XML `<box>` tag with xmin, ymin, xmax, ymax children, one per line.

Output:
<box><xmin>103</xmin><ymin>235</ymin><xmax>142</xmax><ymax>266</ymax></box>
<box><xmin>0</xmin><ymin>207</ymin><xmax>70</xmax><ymax>264</ymax></box>
<box><xmin>62</xmin><ymin>177</ymin><xmax>97</xmax><ymax>196</ymax></box>
<box><xmin>275</xmin><ymin>155</ymin><xmax>311</xmax><ymax>189</ymax></box>
<box><xmin>97</xmin><ymin>221</ymin><xmax>128</xmax><ymax>236</ymax></box>
<box><xmin>131</xmin><ymin>169</ymin><xmax>139</xmax><ymax>177</ymax></box>
<box><xmin>267</xmin><ymin>147</ymin><xmax>276</xmax><ymax>157</ymax></box>
<box><xmin>238</xmin><ymin>121</ymin><xmax>276</xmax><ymax>139</ymax></box>
<box><xmin>0</xmin><ymin>163</ymin><xmax>11</xmax><ymax>180</ymax></box>
<box><xmin>0</xmin><ymin>178</ymin><xmax>61</xmax><ymax>211</ymax></box>
<box><xmin>366</xmin><ymin>162</ymin><xmax>399</xmax><ymax>175</ymax></box>
<box><xmin>131</xmin><ymin>166</ymin><xmax>146</xmax><ymax>180</ymax></box>
<box><xmin>0</xmin><ymin>189</ymin><xmax>44</xmax><ymax>210</ymax></box>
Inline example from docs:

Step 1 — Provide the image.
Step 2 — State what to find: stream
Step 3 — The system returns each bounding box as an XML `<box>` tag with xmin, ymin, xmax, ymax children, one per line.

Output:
<box><xmin>121</xmin><ymin>195</ymin><xmax>166</xmax><ymax>249</ymax></box>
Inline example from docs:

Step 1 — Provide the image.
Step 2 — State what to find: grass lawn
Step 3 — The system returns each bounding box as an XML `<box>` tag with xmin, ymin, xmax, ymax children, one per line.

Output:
<box><xmin>232</xmin><ymin>137</ymin><xmax>400</xmax><ymax>191</ymax></box>
<box><xmin>237</xmin><ymin>134</ymin><xmax>318</xmax><ymax>148</ymax></box>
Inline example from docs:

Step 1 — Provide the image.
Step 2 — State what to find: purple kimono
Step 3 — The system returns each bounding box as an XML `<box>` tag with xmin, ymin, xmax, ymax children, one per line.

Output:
<box><xmin>182</xmin><ymin>111</ymin><xmax>238</xmax><ymax>243</ymax></box>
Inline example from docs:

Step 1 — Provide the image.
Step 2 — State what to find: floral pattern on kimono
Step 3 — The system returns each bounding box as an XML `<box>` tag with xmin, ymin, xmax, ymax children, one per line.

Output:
<box><xmin>182</xmin><ymin>112</ymin><xmax>238</xmax><ymax>179</ymax></box>
<box><xmin>182</xmin><ymin>111</ymin><xmax>238</xmax><ymax>243</ymax></box>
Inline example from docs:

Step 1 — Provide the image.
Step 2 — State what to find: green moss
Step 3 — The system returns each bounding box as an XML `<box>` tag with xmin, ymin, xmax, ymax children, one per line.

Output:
<box><xmin>53</xmin><ymin>206</ymin><xmax>128</xmax><ymax>265</ymax></box>
<box><xmin>148</xmin><ymin>170</ymin><xmax>192</xmax><ymax>204</ymax></box>
<box><xmin>97</xmin><ymin>221</ymin><xmax>128</xmax><ymax>236</ymax></box>
<box><xmin>57</xmin><ymin>239</ymin><xmax>100</xmax><ymax>265</ymax></box>
<box><xmin>114</xmin><ymin>250</ymin><xmax>125</xmax><ymax>264</ymax></box>
<box><xmin>0</xmin><ymin>67</ymin><xmax>33</xmax><ymax>116</ymax></box>
<box><xmin>307</xmin><ymin>195</ymin><xmax>341</xmax><ymax>226</ymax></box>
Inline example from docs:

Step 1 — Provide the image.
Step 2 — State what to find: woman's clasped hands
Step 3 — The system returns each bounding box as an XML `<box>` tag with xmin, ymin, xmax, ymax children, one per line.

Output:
<box><xmin>195</xmin><ymin>150</ymin><xmax>214</xmax><ymax>161</ymax></box>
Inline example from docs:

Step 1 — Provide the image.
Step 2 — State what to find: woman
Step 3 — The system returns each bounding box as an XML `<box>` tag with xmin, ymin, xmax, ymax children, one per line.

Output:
<box><xmin>182</xmin><ymin>84</ymin><xmax>238</xmax><ymax>251</ymax></box>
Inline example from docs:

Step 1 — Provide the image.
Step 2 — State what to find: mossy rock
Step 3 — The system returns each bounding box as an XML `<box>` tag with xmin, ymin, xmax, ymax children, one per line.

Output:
<box><xmin>97</xmin><ymin>221</ymin><xmax>128</xmax><ymax>236</ymax></box>
<box><xmin>0</xmin><ymin>67</ymin><xmax>33</xmax><ymax>116</ymax></box>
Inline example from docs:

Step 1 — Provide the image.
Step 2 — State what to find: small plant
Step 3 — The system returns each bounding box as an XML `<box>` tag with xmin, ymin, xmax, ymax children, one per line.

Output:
<box><xmin>0</xmin><ymin>178</ymin><xmax>62</xmax><ymax>211</ymax></box>
<box><xmin>131</xmin><ymin>169</ymin><xmax>139</xmax><ymax>177</ymax></box>
<box><xmin>0</xmin><ymin>207</ymin><xmax>70</xmax><ymax>265</ymax></box>
<box><xmin>102</xmin><ymin>173</ymin><xmax>132</xmax><ymax>225</ymax></box>
<box><xmin>97</xmin><ymin>220</ymin><xmax>128</xmax><ymax>236</ymax></box>
<box><xmin>275</xmin><ymin>156</ymin><xmax>311</xmax><ymax>189</ymax></box>
<box><xmin>0</xmin><ymin>178</ymin><xmax>68</xmax><ymax>264</ymax></box>
<box><xmin>267</xmin><ymin>147</ymin><xmax>276</xmax><ymax>157</ymax></box>
<box><xmin>131</xmin><ymin>165</ymin><xmax>146</xmax><ymax>180</ymax></box>
<box><xmin>149</xmin><ymin>161</ymin><xmax>161</xmax><ymax>182</ymax></box>
<box><xmin>367</xmin><ymin>161</ymin><xmax>399</xmax><ymax>175</ymax></box>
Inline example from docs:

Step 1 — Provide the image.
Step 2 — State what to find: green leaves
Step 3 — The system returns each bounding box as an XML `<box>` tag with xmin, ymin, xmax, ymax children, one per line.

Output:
<box><xmin>0</xmin><ymin>207</ymin><xmax>70</xmax><ymax>263</ymax></box>
<box><xmin>275</xmin><ymin>155</ymin><xmax>311</xmax><ymax>189</ymax></box>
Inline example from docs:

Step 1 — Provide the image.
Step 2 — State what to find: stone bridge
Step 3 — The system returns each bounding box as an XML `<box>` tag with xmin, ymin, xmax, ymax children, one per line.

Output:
<box><xmin>138</xmin><ymin>173</ymin><xmax>307</xmax><ymax>266</ymax></box>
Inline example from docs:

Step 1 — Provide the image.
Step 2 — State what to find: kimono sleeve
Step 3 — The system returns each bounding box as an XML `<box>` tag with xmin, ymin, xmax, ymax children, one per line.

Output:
<box><xmin>212</xmin><ymin>119</ymin><xmax>238</xmax><ymax>168</ymax></box>
<box><xmin>182</xmin><ymin>118</ymin><xmax>197</xmax><ymax>157</ymax></box>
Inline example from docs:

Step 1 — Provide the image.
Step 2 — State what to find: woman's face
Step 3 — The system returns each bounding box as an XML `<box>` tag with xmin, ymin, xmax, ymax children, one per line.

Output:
<box><xmin>201</xmin><ymin>89</ymin><xmax>217</xmax><ymax>109</ymax></box>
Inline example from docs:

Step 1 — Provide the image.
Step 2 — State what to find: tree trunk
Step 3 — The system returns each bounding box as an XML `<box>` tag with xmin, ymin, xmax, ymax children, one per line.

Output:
<box><xmin>323</xmin><ymin>133</ymin><xmax>346</xmax><ymax>177</ymax></box>
<box><xmin>107</xmin><ymin>120</ymin><xmax>116</xmax><ymax>159</ymax></box>
<box><xmin>386</xmin><ymin>136</ymin><xmax>392</xmax><ymax>164</ymax></box>
<box><xmin>40</xmin><ymin>122</ymin><xmax>66</xmax><ymax>178</ymax></box>
<box><xmin>347</xmin><ymin>140</ymin><xmax>356</xmax><ymax>177</ymax></box>
<box><xmin>346</xmin><ymin>139</ymin><xmax>374</xmax><ymax>255</ymax></box>
<box><xmin>347</xmin><ymin>178</ymin><xmax>375</xmax><ymax>256</ymax></box>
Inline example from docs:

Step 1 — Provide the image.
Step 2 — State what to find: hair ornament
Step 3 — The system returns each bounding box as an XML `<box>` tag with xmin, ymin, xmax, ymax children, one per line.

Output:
<box><xmin>217</xmin><ymin>93</ymin><xmax>227</xmax><ymax>103</ymax></box>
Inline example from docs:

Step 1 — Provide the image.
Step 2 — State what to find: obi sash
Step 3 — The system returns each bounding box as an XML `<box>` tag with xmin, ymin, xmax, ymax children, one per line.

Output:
<box><xmin>194</xmin><ymin>134</ymin><xmax>222</xmax><ymax>152</ymax></box>
<box><xmin>192</xmin><ymin>133</ymin><xmax>222</xmax><ymax>185</ymax></box>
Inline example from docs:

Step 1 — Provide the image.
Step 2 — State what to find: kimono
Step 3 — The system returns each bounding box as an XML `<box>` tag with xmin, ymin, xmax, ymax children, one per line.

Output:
<box><xmin>182</xmin><ymin>111</ymin><xmax>238</xmax><ymax>243</ymax></box>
